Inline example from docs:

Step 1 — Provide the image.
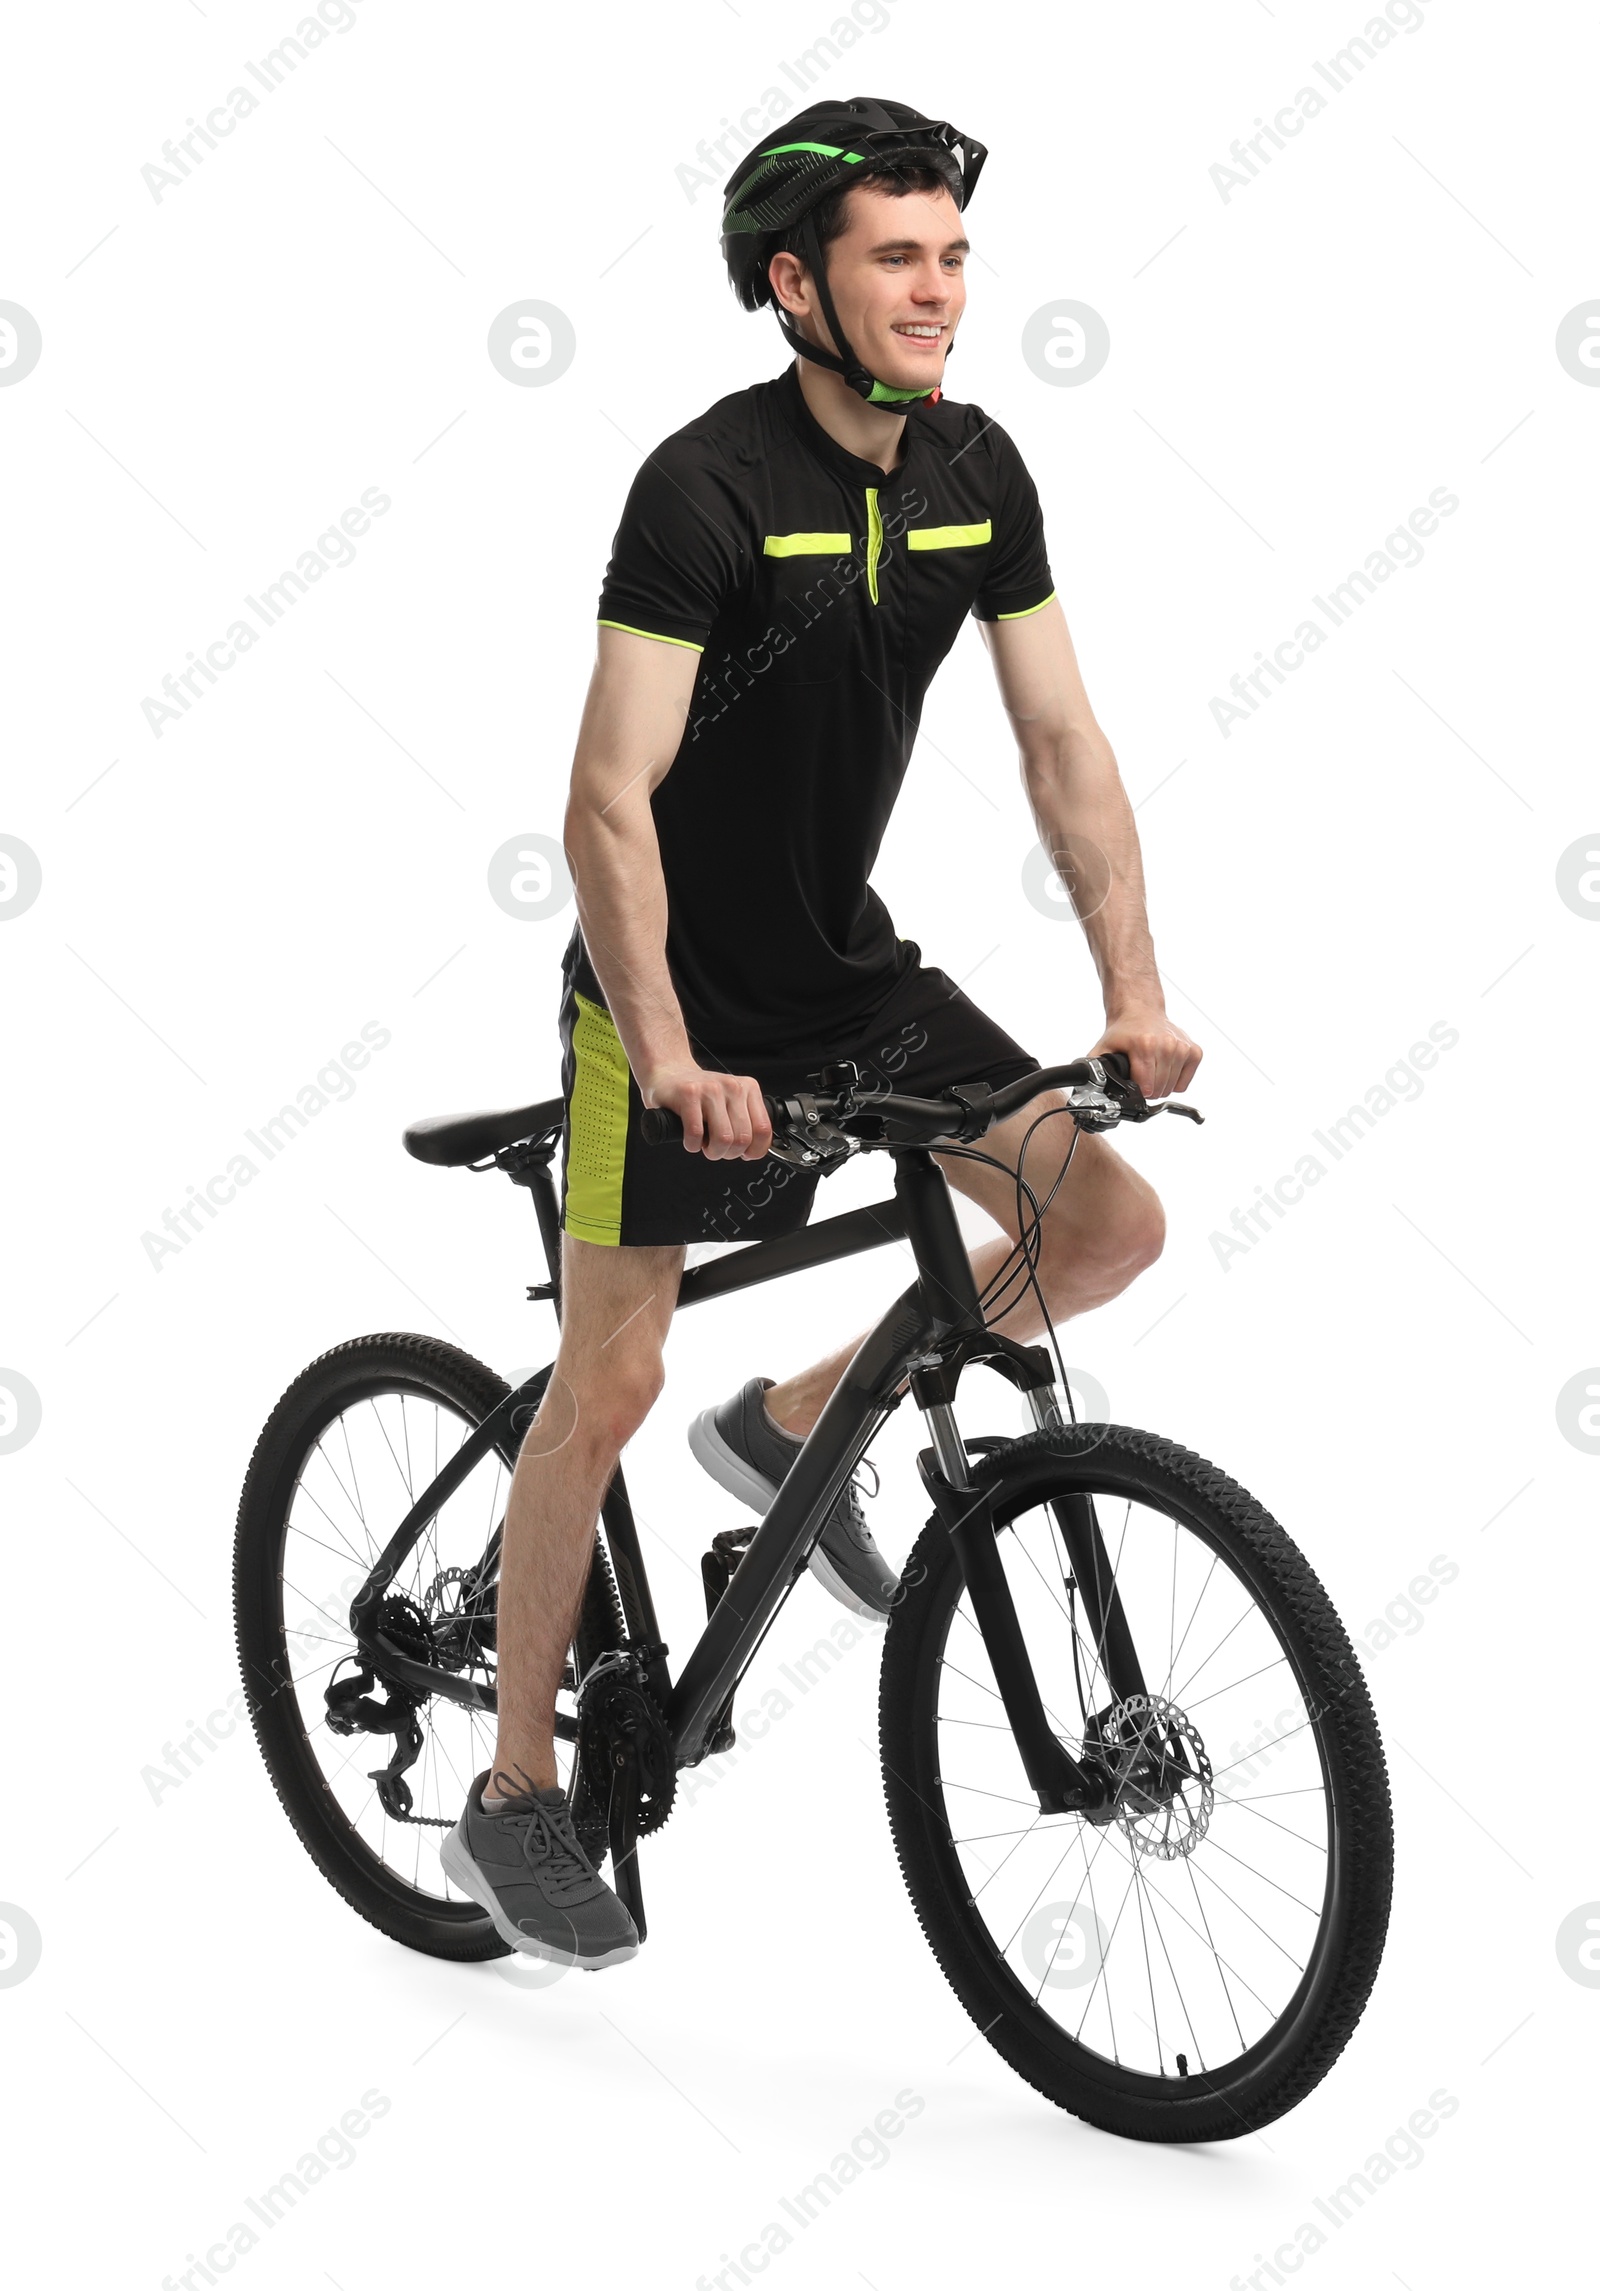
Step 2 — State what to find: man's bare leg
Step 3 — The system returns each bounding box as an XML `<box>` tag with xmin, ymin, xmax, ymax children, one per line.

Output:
<box><xmin>487</xmin><ymin>1232</ymin><xmax>683</xmax><ymax>1800</ymax></box>
<box><xmin>764</xmin><ymin>1092</ymin><xmax>1164</xmax><ymax>1436</ymax></box>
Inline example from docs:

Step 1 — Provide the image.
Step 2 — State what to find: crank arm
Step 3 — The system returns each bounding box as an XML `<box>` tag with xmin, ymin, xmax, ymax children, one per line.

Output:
<box><xmin>606</xmin><ymin>1752</ymin><xmax>647</xmax><ymax>1945</ymax></box>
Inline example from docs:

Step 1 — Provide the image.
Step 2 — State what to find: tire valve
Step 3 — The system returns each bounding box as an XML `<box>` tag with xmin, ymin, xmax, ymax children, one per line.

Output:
<box><xmin>1176</xmin><ymin>2053</ymin><xmax>1189</xmax><ymax>2077</ymax></box>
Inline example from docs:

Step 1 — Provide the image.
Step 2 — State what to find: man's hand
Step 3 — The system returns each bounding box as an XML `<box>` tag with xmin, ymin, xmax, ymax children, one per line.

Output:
<box><xmin>640</xmin><ymin>1060</ymin><xmax>774</xmax><ymax>1160</ymax></box>
<box><xmin>1089</xmin><ymin>1007</ymin><xmax>1202</xmax><ymax>1102</ymax></box>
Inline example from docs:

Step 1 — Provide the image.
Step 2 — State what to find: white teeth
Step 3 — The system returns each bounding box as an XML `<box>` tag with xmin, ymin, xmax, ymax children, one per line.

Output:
<box><xmin>895</xmin><ymin>324</ymin><xmax>943</xmax><ymax>337</ymax></box>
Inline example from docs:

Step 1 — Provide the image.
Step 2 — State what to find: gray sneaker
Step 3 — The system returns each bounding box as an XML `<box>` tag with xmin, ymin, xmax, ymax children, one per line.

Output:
<box><xmin>440</xmin><ymin>1771</ymin><xmax>639</xmax><ymax>1970</ymax></box>
<box><xmin>688</xmin><ymin>1375</ymin><xmax>898</xmax><ymax>1621</ymax></box>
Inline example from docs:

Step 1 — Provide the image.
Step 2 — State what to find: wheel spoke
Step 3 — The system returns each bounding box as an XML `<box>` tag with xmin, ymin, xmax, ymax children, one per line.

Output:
<box><xmin>285</xmin><ymin>1520</ymin><xmax>373</xmax><ymax>1576</ymax></box>
<box><xmin>970</xmin><ymin>1813</ymin><xmax>1047</xmax><ymax>1906</ymax></box>
<box><xmin>1186</xmin><ymin>1854</ymin><xmax>1310</xmax><ymax>1971</ymax></box>
<box><xmin>1214</xmin><ymin>1793</ymin><xmax>1329</xmax><ymax>1852</ymax></box>
<box><xmin>1161</xmin><ymin>1548</ymin><xmax>1222</xmax><ymax>1702</ymax></box>
<box><xmin>369</xmin><ymin>1394</ymin><xmax>414</xmax><ymax>1502</ymax></box>
<box><xmin>1170</xmin><ymin>1601</ymin><xmax>1256</xmax><ymax>1707</ymax></box>
<box><xmin>338</xmin><ymin>1412</ymin><xmax>368</xmax><ymax>1529</ymax></box>
<box><xmin>289</xmin><ymin>1477</ymin><xmax>375</xmax><ymax>1565</ymax></box>
<box><xmin>1182</xmin><ymin>1655</ymin><xmax>1292</xmax><ymax>1712</ymax></box>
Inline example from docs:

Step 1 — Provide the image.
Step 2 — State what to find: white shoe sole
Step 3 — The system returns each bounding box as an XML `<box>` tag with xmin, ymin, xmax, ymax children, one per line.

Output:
<box><xmin>688</xmin><ymin>1405</ymin><xmax>889</xmax><ymax>1625</ymax></box>
<box><xmin>440</xmin><ymin>1829</ymin><xmax>639</xmax><ymax>1971</ymax></box>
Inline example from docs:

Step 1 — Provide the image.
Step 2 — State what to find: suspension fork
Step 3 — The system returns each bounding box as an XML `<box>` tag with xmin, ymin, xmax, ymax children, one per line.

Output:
<box><xmin>896</xmin><ymin>1145</ymin><xmax>1129</xmax><ymax>1804</ymax></box>
<box><xmin>915</xmin><ymin>1381</ymin><xmax>1107</xmax><ymax>1817</ymax></box>
<box><xmin>1023</xmin><ymin>1387</ymin><xmax>1149</xmax><ymax>1706</ymax></box>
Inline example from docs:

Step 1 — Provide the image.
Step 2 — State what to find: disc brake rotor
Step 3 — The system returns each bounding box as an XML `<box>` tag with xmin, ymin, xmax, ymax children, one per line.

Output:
<box><xmin>1090</xmin><ymin>1692</ymin><xmax>1215</xmax><ymax>1861</ymax></box>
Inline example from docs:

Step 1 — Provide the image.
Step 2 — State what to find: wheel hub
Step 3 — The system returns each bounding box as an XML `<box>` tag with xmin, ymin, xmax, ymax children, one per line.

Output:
<box><xmin>423</xmin><ymin>1564</ymin><xmax>496</xmax><ymax>1671</ymax></box>
<box><xmin>1081</xmin><ymin>1692</ymin><xmax>1214</xmax><ymax>1859</ymax></box>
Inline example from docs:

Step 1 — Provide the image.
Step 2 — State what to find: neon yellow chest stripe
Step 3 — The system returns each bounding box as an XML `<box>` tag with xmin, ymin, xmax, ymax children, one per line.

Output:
<box><xmin>907</xmin><ymin>520</ymin><xmax>992</xmax><ymax>550</ymax></box>
<box><xmin>762</xmin><ymin>532</ymin><xmax>853</xmax><ymax>557</ymax></box>
<box><xmin>763</xmin><ymin>502</ymin><xmax>990</xmax><ymax>598</ymax></box>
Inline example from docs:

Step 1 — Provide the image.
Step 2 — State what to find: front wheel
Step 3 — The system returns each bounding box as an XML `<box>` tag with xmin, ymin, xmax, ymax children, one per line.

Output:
<box><xmin>880</xmin><ymin>1424</ymin><xmax>1393</xmax><ymax>2141</ymax></box>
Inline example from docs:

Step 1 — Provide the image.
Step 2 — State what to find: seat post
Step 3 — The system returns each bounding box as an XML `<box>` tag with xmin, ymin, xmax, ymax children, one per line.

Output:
<box><xmin>493</xmin><ymin>1139</ymin><xmax>564</xmax><ymax>1320</ymax></box>
<box><xmin>526</xmin><ymin>1159</ymin><xmax>564</xmax><ymax>1319</ymax></box>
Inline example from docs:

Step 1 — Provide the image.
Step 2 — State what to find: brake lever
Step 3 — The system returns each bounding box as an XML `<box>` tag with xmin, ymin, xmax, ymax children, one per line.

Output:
<box><xmin>1114</xmin><ymin>1094</ymin><xmax>1205</xmax><ymax>1126</ymax></box>
<box><xmin>1082</xmin><ymin>1058</ymin><xmax>1205</xmax><ymax>1129</ymax></box>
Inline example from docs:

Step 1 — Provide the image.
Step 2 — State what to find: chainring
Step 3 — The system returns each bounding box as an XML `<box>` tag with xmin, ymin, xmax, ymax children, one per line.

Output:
<box><xmin>576</xmin><ymin>1651</ymin><xmax>677</xmax><ymax>1839</ymax></box>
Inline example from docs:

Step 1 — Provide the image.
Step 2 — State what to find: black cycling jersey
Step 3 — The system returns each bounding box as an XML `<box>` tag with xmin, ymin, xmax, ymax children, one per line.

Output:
<box><xmin>574</xmin><ymin>361</ymin><xmax>1055</xmax><ymax>1067</ymax></box>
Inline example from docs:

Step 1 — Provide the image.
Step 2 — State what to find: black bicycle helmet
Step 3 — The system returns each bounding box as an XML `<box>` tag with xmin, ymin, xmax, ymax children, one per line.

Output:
<box><xmin>721</xmin><ymin>96</ymin><xmax>987</xmax><ymax>405</ymax></box>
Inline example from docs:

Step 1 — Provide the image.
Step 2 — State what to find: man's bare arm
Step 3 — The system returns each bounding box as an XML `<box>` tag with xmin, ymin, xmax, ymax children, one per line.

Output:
<box><xmin>562</xmin><ymin>627</ymin><xmax>772</xmax><ymax>1159</ymax></box>
<box><xmin>980</xmin><ymin>600</ymin><xmax>1201</xmax><ymax>1100</ymax></box>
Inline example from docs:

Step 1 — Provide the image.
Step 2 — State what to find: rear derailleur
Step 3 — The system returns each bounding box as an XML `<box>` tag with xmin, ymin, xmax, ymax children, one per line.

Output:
<box><xmin>325</xmin><ymin>1595</ymin><xmax>442</xmax><ymax>1825</ymax></box>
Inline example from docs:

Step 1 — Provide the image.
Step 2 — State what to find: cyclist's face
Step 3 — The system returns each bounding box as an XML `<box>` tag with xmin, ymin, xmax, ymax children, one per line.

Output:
<box><xmin>780</xmin><ymin>180</ymin><xmax>968</xmax><ymax>390</ymax></box>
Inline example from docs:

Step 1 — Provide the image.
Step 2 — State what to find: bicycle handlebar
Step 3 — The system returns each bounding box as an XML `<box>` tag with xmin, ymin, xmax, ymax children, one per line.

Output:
<box><xmin>638</xmin><ymin>1050</ymin><xmax>1202</xmax><ymax>1165</ymax></box>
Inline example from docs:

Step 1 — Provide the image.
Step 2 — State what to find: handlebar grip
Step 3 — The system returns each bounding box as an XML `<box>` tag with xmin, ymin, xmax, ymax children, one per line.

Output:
<box><xmin>641</xmin><ymin>1094</ymin><xmax>789</xmax><ymax>1147</ymax></box>
<box><xmin>1098</xmin><ymin>1050</ymin><xmax>1132</xmax><ymax>1084</ymax></box>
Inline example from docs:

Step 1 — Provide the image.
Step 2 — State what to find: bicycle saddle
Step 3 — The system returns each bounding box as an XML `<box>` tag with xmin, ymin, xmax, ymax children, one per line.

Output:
<box><xmin>402</xmin><ymin>1098</ymin><xmax>564</xmax><ymax>1167</ymax></box>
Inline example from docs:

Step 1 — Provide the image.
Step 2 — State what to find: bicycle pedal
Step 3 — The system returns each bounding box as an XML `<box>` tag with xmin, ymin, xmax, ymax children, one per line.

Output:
<box><xmin>700</xmin><ymin>1524</ymin><xmax>757</xmax><ymax>1618</ymax></box>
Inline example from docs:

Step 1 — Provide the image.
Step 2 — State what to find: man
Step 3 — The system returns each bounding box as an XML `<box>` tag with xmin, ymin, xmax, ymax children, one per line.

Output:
<box><xmin>444</xmin><ymin>97</ymin><xmax>1201</xmax><ymax>1969</ymax></box>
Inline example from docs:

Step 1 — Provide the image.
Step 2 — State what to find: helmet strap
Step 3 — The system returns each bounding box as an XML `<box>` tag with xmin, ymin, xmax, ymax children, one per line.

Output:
<box><xmin>773</xmin><ymin>210</ymin><xmax>941</xmax><ymax>407</ymax></box>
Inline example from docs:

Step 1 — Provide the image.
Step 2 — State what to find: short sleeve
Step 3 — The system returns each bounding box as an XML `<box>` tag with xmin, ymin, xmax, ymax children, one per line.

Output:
<box><xmin>596</xmin><ymin>441</ymin><xmax>744</xmax><ymax>653</ymax></box>
<box><xmin>970</xmin><ymin>423</ymin><xmax>1056</xmax><ymax>624</ymax></box>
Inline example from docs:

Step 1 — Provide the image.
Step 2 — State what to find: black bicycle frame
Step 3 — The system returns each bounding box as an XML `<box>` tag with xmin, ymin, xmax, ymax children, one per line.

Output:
<box><xmin>348</xmin><ymin>1132</ymin><xmax>1146</xmax><ymax>1815</ymax></box>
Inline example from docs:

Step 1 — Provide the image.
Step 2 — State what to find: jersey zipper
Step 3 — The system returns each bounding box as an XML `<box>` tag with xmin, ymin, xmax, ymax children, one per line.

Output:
<box><xmin>864</xmin><ymin>486</ymin><xmax>882</xmax><ymax>605</ymax></box>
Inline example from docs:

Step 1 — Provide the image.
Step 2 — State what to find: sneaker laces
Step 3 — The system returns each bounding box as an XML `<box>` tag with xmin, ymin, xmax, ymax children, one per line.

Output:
<box><xmin>497</xmin><ymin>1792</ymin><xmax>597</xmax><ymax>1902</ymax></box>
<box><xmin>831</xmin><ymin>1456</ymin><xmax>881</xmax><ymax>1553</ymax></box>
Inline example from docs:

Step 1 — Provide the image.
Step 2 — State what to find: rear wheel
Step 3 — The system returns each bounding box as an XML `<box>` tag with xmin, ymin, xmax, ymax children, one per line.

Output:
<box><xmin>234</xmin><ymin>1333</ymin><xmax>625</xmax><ymax>1960</ymax></box>
<box><xmin>880</xmin><ymin>1424</ymin><xmax>1393</xmax><ymax>2140</ymax></box>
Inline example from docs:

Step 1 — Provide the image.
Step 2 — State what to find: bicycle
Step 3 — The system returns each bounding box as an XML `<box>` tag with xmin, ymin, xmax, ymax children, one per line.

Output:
<box><xmin>234</xmin><ymin>1050</ymin><xmax>1393</xmax><ymax>2142</ymax></box>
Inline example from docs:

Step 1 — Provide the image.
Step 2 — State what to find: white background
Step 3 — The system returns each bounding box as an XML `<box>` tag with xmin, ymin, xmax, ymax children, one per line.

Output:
<box><xmin>2</xmin><ymin>0</ymin><xmax>1594</xmax><ymax>2283</ymax></box>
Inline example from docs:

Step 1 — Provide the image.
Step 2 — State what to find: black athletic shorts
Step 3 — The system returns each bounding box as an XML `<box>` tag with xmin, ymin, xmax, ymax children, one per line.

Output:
<box><xmin>556</xmin><ymin>940</ymin><xmax>1041</xmax><ymax>1249</ymax></box>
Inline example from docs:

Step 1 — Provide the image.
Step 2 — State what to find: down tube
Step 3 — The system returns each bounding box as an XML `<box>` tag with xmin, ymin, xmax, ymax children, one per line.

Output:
<box><xmin>667</xmin><ymin>1280</ymin><xmax>937</xmax><ymax>1763</ymax></box>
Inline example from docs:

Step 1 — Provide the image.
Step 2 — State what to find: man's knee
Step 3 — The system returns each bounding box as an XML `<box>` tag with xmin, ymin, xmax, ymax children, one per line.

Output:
<box><xmin>1118</xmin><ymin>1191</ymin><xmax>1166</xmax><ymax>1275</ymax></box>
<box><xmin>1043</xmin><ymin>1184</ymin><xmax>1165</xmax><ymax>1295</ymax></box>
<box><xmin>562</xmin><ymin>1342</ymin><xmax>667</xmax><ymax>1454</ymax></box>
<box><xmin>549</xmin><ymin>1236</ymin><xmax>680</xmax><ymax>1453</ymax></box>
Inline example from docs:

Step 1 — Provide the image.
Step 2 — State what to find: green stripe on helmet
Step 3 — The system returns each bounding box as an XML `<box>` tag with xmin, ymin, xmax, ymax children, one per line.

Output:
<box><xmin>757</xmin><ymin>141</ymin><xmax>864</xmax><ymax>161</ymax></box>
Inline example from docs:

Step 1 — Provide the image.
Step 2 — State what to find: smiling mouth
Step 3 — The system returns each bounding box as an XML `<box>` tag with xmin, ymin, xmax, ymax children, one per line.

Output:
<box><xmin>891</xmin><ymin>321</ymin><xmax>947</xmax><ymax>343</ymax></box>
